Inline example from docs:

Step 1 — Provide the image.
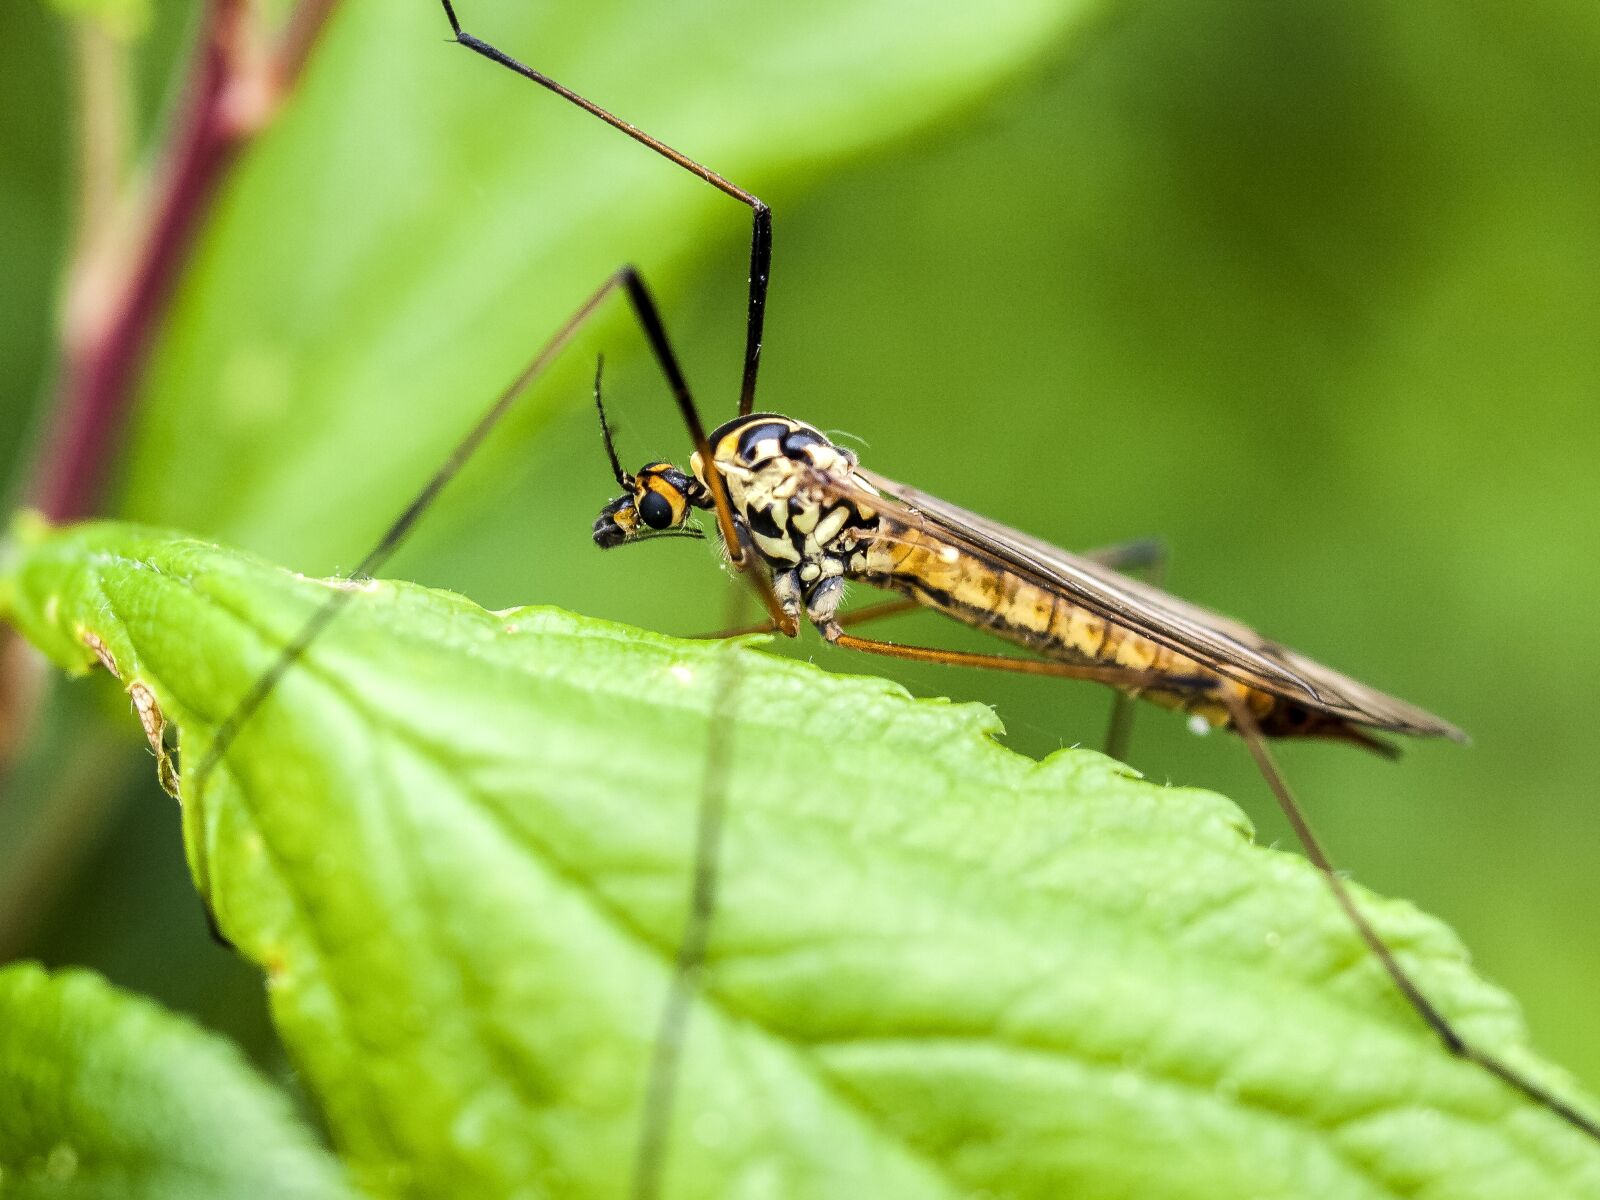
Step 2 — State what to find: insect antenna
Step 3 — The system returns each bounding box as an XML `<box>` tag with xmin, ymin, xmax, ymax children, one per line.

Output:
<box><xmin>591</xmin><ymin>352</ymin><xmax>704</xmax><ymax>551</ymax></box>
<box><xmin>594</xmin><ymin>355</ymin><xmax>630</xmax><ymax>488</ymax></box>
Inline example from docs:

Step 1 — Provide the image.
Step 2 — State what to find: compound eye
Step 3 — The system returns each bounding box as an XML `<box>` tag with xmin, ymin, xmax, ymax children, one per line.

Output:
<box><xmin>638</xmin><ymin>490</ymin><xmax>675</xmax><ymax>530</ymax></box>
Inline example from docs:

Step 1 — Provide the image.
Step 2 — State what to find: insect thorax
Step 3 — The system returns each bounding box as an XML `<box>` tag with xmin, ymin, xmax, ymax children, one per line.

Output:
<box><xmin>694</xmin><ymin>415</ymin><xmax>879</xmax><ymax>588</ymax></box>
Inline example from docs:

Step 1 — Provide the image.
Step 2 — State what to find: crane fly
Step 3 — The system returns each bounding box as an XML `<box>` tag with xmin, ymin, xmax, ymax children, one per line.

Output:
<box><xmin>594</xmin><ymin>406</ymin><xmax>1464</xmax><ymax>756</ymax></box>
<box><xmin>181</xmin><ymin>0</ymin><xmax>1600</xmax><ymax>1192</ymax></box>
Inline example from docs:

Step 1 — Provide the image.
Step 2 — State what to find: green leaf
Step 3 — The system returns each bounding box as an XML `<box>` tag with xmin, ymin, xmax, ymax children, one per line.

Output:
<box><xmin>4</xmin><ymin>518</ymin><xmax>1599</xmax><ymax>1199</ymax></box>
<box><xmin>122</xmin><ymin>0</ymin><xmax>1116</xmax><ymax>570</ymax></box>
<box><xmin>0</xmin><ymin>962</ymin><xmax>351</xmax><ymax>1200</ymax></box>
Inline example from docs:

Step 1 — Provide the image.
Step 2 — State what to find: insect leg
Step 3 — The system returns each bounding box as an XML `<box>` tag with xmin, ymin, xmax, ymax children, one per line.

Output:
<box><xmin>814</xmin><ymin>629</ymin><xmax>1600</xmax><ymax>1138</ymax></box>
<box><xmin>638</xmin><ymin>616</ymin><xmax>1203</xmax><ymax>1197</ymax></box>
<box><xmin>632</xmin><ymin>580</ymin><xmax>754</xmax><ymax>1200</ymax></box>
<box><xmin>189</xmin><ymin>272</ymin><xmax>629</xmax><ymax>803</ymax></box>
<box><xmin>612</xmin><ymin>269</ymin><xmax>795</xmax><ymax>632</ymax></box>
<box><xmin>439</xmin><ymin>1</ymin><xmax>772</xmax><ymax>417</ymax></box>
<box><xmin>1094</xmin><ymin>538</ymin><xmax>1169</xmax><ymax>762</ymax></box>
<box><xmin>1084</xmin><ymin>536</ymin><xmax>1166</xmax><ymax>574</ymax></box>
<box><xmin>1217</xmin><ymin>689</ymin><xmax>1600</xmax><ymax>1143</ymax></box>
<box><xmin>189</xmin><ymin>263</ymin><xmax>784</xmax><ymax>893</ymax></box>
<box><xmin>695</xmin><ymin>597</ymin><xmax>922</xmax><ymax>640</ymax></box>
<box><xmin>818</xmin><ymin>626</ymin><xmax>1204</xmax><ymax>690</ymax></box>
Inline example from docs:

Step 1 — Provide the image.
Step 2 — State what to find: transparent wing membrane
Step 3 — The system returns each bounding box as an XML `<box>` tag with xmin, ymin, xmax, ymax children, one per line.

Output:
<box><xmin>851</xmin><ymin>466</ymin><xmax>1467</xmax><ymax>739</ymax></box>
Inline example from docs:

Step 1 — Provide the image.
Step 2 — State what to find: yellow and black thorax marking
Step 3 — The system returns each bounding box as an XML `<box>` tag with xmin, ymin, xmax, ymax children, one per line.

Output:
<box><xmin>692</xmin><ymin>414</ymin><xmax>881</xmax><ymax>586</ymax></box>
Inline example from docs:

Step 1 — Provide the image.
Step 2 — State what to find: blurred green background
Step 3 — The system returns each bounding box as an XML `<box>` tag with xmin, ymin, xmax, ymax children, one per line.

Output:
<box><xmin>2</xmin><ymin>0</ymin><xmax>1597</xmax><ymax>1107</ymax></box>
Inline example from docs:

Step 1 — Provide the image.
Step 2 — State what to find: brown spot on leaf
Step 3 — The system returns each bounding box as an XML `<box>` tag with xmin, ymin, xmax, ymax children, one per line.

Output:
<box><xmin>79</xmin><ymin>628</ymin><xmax>118</xmax><ymax>678</ymax></box>
<box><xmin>128</xmin><ymin>681</ymin><xmax>180</xmax><ymax>800</ymax></box>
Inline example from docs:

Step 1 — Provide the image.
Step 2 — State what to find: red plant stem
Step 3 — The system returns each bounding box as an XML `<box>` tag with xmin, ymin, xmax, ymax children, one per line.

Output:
<box><xmin>279</xmin><ymin>0</ymin><xmax>341</xmax><ymax>87</ymax></box>
<box><xmin>33</xmin><ymin>0</ymin><xmax>247</xmax><ymax>521</ymax></box>
<box><xmin>0</xmin><ymin>0</ymin><xmax>343</xmax><ymax>873</ymax></box>
<box><xmin>30</xmin><ymin>0</ymin><xmax>342</xmax><ymax>523</ymax></box>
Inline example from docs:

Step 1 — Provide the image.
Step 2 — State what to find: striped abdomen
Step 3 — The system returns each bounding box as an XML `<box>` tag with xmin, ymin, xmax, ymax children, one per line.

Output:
<box><xmin>859</xmin><ymin>516</ymin><xmax>1280</xmax><ymax>733</ymax></box>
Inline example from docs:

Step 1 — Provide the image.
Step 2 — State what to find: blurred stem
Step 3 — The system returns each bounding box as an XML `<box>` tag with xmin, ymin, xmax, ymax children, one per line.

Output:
<box><xmin>0</xmin><ymin>633</ymin><xmax>44</xmax><ymax>775</ymax></box>
<box><xmin>40</xmin><ymin>0</ymin><xmax>263</xmax><ymax>524</ymax></box>
<box><xmin>32</xmin><ymin>0</ymin><xmax>344</xmax><ymax>525</ymax></box>
<box><xmin>0</xmin><ymin>0</ymin><xmax>345</xmax><ymax>920</ymax></box>
<box><xmin>0</xmin><ymin>723</ymin><xmax>130</xmax><ymax>962</ymax></box>
<box><xmin>70</xmin><ymin>21</ymin><xmax>130</xmax><ymax>262</ymax></box>
<box><xmin>279</xmin><ymin>0</ymin><xmax>341</xmax><ymax>88</ymax></box>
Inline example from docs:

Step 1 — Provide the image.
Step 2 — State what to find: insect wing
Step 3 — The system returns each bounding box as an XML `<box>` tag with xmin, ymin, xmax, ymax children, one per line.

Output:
<box><xmin>842</xmin><ymin>466</ymin><xmax>1465</xmax><ymax>740</ymax></box>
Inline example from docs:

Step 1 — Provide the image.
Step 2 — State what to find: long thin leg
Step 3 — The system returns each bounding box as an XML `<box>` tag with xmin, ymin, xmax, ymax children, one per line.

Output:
<box><xmin>1218</xmin><ymin>691</ymin><xmax>1600</xmax><ymax>1142</ymax></box>
<box><xmin>613</xmin><ymin>271</ymin><xmax>793</xmax><ymax>630</ymax></box>
<box><xmin>823</xmin><ymin>628</ymin><xmax>1206</xmax><ymax>690</ymax></box>
<box><xmin>632</xmin><ymin>580</ymin><xmax>752</xmax><ymax>1199</ymax></box>
<box><xmin>439</xmin><ymin>1</ymin><xmax>772</xmax><ymax>417</ymax></box>
<box><xmin>696</xmin><ymin>597</ymin><xmax>921</xmax><ymax>641</ymax></box>
<box><xmin>193</xmin><ymin>263</ymin><xmax>787</xmax><ymax>816</ymax></box>
<box><xmin>634</xmin><ymin>612</ymin><xmax>1204</xmax><ymax>1199</ymax></box>
<box><xmin>1100</xmin><ymin>684</ymin><xmax>1139</xmax><ymax>761</ymax></box>
<box><xmin>822</xmin><ymin>627</ymin><xmax>1600</xmax><ymax>1141</ymax></box>
<box><xmin>439</xmin><ymin>2</ymin><xmax>783</xmax><ymax>588</ymax></box>
<box><xmin>633</xmin><ymin>596</ymin><xmax>912</xmax><ymax>1199</ymax></box>
<box><xmin>1097</xmin><ymin>538</ymin><xmax>1168</xmax><ymax>761</ymax></box>
<box><xmin>182</xmin><ymin>273</ymin><xmax>621</xmax><ymax>913</ymax></box>
<box><xmin>1085</xmin><ymin>537</ymin><xmax>1166</xmax><ymax>574</ymax></box>
<box><xmin>192</xmin><ymin>271</ymin><xmax>620</xmax><ymax>805</ymax></box>
<box><xmin>434</xmin><ymin>12</ymin><xmax>787</xmax><ymax>614</ymax></box>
